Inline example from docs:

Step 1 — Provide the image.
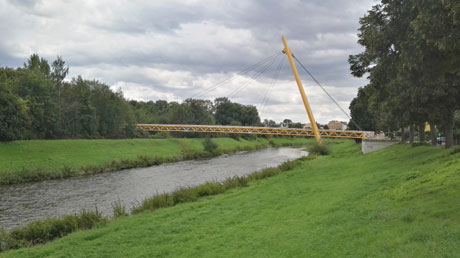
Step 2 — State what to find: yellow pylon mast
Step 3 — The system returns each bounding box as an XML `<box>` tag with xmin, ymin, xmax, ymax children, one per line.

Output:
<box><xmin>282</xmin><ymin>35</ymin><xmax>322</xmax><ymax>145</ymax></box>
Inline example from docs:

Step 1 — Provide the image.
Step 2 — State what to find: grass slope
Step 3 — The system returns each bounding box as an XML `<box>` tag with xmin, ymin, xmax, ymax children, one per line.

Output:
<box><xmin>0</xmin><ymin>137</ymin><xmax>310</xmax><ymax>184</ymax></box>
<box><xmin>4</xmin><ymin>140</ymin><xmax>460</xmax><ymax>257</ymax></box>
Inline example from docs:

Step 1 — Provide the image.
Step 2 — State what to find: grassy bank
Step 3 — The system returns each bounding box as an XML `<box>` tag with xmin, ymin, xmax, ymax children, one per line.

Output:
<box><xmin>0</xmin><ymin>137</ymin><xmax>312</xmax><ymax>185</ymax></box>
<box><xmin>4</xmin><ymin>140</ymin><xmax>460</xmax><ymax>257</ymax></box>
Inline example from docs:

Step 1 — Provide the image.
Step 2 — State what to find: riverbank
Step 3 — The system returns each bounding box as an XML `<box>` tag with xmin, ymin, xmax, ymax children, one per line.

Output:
<box><xmin>4</xmin><ymin>140</ymin><xmax>460</xmax><ymax>257</ymax></box>
<box><xmin>0</xmin><ymin>137</ymin><xmax>312</xmax><ymax>185</ymax></box>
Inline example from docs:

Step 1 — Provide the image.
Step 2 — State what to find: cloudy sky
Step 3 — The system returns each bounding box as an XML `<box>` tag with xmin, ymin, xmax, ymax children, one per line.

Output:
<box><xmin>0</xmin><ymin>0</ymin><xmax>374</xmax><ymax>124</ymax></box>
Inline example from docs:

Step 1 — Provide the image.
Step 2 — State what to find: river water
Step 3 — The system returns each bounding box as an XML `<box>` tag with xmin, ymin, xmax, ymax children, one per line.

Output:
<box><xmin>0</xmin><ymin>147</ymin><xmax>307</xmax><ymax>231</ymax></box>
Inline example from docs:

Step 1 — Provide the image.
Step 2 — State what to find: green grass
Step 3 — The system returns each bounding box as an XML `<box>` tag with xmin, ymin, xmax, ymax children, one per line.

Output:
<box><xmin>3</xmin><ymin>140</ymin><xmax>460</xmax><ymax>257</ymax></box>
<box><xmin>0</xmin><ymin>137</ymin><xmax>312</xmax><ymax>184</ymax></box>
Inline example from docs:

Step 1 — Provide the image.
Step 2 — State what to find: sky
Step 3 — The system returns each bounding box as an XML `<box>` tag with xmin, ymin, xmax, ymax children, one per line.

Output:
<box><xmin>0</xmin><ymin>0</ymin><xmax>375</xmax><ymax>124</ymax></box>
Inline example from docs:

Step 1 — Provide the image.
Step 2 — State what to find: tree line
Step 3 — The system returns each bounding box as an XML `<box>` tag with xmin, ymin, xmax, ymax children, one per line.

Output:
<box><xmin>348</xmin><ymin>0</ymin><xmax>460</xmax><ymax>147</ymax></box>
<box><xmin>0</xmin><ymin>55</ymin><xmax>261</xmax><ymax>141</ymax></box>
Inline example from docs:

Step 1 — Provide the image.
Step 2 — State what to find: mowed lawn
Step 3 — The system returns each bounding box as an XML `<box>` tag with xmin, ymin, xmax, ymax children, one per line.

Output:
<box><xmin>0</xmin><ymin>137</ymin><xmax>311</xmax><ymax>181</ymax></box>
<box><xmin>4</xmin><ymin>140</ymin><xmax>460</xmax><ymax>257</ymax></box>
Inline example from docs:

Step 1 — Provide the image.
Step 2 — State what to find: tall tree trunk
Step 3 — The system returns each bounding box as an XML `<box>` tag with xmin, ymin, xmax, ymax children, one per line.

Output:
<box><xmin>418</xmin><ymin>123</ymin><xmax>425</xmax><ymax>142</ymax></box>
<box><xmin>445</xmin><ymin>114</ymin><xmax>455</xmax><ymax>148</ymax></box>
<box><xmin>401</xmin><ymin>127</ymin><xmax>406</xmax><ymax>142</ymax></box>
<box><xmin>430</xmin><ymin>123</ymin><xmax>437</xmax><ymax>146</ymax></box>
<box><xmin>409</xmin><ymin>124</ymin><xmax>415</xmax><ymax>144</ymax></box>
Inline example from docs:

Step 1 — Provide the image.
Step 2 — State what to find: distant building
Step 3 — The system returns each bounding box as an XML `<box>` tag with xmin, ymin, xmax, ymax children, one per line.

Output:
<box><xmin>328</xmin><ymin>120</ymin><xmax>347</xmax><ymax>130</ymax></box>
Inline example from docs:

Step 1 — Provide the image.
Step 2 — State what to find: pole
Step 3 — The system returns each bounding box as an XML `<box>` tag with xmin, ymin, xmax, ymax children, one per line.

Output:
<box><xmin>282</xmin><ymin>35</ymin><xmax>322</xmax><ymax>145</ymax></box>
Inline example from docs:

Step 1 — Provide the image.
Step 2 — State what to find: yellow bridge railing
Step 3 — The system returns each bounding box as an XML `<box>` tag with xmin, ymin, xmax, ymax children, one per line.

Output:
<box><xmin>136</xmin><ymin>124</ymin><xmax>371</xmax><ymax>139</ymax></box>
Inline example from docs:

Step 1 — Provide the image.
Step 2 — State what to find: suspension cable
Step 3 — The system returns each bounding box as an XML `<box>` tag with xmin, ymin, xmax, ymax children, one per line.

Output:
<box><xmin>227</xmin><ymin>53</ymin><xmax>282</xmax><ymax>99</ymax></box>
<box><xmin>292</xmin><ymin>54</ymin><xmax>362</xmax><ymax>131</ymax></box>
<box><xmin>190</xmin><ymin>52</ymin><xmax>282</xmax><ymax>99</ymax></box>
<box><xmin>260</xmin><ymin>55</ymin><xmax>285</xmax><ymax>119</ymax></box>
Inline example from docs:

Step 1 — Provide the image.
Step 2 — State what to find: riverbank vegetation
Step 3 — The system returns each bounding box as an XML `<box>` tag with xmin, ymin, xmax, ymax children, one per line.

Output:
<box><xmin>348</xmin><ymin>0</ymin><xmax>460</xmax><ymax>147</ymax></box>
<box><xmin>3</xmin><ymin>140</ymin><xmax>460</xmax><ymax>257</ymax></box>
<box><xmin>0</xmin><ymin>210</ymin><xmax>107</xmax><ymax>252</ymax></box>
<box><xmin>0</xmin><ymin>137</ymin><xmax>312</xmax><ymax>185</ymax></box>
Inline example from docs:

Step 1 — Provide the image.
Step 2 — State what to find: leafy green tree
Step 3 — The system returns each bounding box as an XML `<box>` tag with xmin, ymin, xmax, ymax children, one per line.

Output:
<box><xmin>51</xmin><ymin>56</ymin><xmax>69</xmax><ymax>137</ymax></box>
<box><xmin>0</xmin><ymin>80</ymin><xmax>27</xmax><ymax>141</ymax></box>
<box><xmin>349</xmin><ymin>87</ymin><xmax>377</xmax><ymax>131</ymax></box>
<box><xmin>16</xmin><ymin>69</ymin><xmax>58</xmax><ymax>139</ymax></box>
<box><xmin>24</xmin><ymin>54</ymin><xmax>51</xmax><ymax>78</ymax></box>
<box><xmin>263</xmin><ymin>119</ymin><xmax>277</xmax><ymax>127</ymax></box>
<box><xmin>214</xmin><ymin>97</ymin><xmax>260</xmax><ymax>126</ymax></box>
<box><xmin>73</xmin><ymin>76</ymin><xmax>98</xmax><ymax>137</ymax></box>
<box><xmin>349</xmin><ymin>0</ymin><xmax>460</xmax><ymax>147</ymax></box>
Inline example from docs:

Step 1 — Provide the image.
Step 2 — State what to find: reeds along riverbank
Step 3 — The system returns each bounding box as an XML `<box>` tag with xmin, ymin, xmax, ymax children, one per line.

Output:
<box><xmin>0</xmin><ymin>137</ymin><xmax>314</xmax><ymax>185</ymax></box>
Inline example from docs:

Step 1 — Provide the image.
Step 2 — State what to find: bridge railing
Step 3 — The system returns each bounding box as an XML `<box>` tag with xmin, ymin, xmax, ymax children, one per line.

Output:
<box><xmin>136</xmin><ymin>124</ymin><xmax>372</xmax><ymax>139</ymax></box>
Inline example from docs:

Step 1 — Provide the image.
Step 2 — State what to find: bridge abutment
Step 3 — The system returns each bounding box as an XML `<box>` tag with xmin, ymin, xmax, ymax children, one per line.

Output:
<box><xmin>362</xmin><ymin>140</ymin><xmax>398</xmax><ymax>154</ymax></box>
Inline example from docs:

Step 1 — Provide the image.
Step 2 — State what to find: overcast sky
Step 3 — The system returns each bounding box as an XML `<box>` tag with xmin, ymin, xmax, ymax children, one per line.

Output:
<box><xmin>0</xmin><ymin>0</ymin><xmax>374</xmax><ymax>124</ymax></box>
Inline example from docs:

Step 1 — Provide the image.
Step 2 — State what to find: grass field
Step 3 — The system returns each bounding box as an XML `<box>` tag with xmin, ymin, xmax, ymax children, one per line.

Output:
<box><xmin>4</xmin><ymin>140</ymin><xmax>460</xmax><ymax>257</ymax></box>
<box><xmin>0</xmin><ymin>137</ymin><xmax>311</xmax><ymax>184</ymax></box>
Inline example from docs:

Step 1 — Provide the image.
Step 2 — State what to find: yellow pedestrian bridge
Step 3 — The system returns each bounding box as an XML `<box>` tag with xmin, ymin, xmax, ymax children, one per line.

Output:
<box><xmin>136</xmin><ymin>124</ymin><xmax>373</xmax><ymax>140</ymax></box>
<box><xmin>137</xmin><ymin>36</ymin><xmax>373</xmax><ymax>143</ymax></box>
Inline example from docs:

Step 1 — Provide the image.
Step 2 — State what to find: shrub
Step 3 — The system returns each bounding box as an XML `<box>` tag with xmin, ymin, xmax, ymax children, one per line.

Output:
<box><xmin>151</xmin><ymin>132</ymin><xmax>170</xmax><ymax>139</ymax></box>
<box><xmin>132</xmin><ymin>194</ymin><xmax>174</xmax><ymax>214</ymax></box>
<box><xmin>229</xmin><ymin>134</ymin><xmax>241</xmax><ymax>141</ymax></box>
<box><xmin>172</xmin><ymin>187</ymin><xmax>199</xmax><ymax>204</ymax></box>
<box><xmin>202</xmin><ymin>138</ymin><xmax>219</xmax><ymax>153</ymax></box>
<box><xmin>0</xmin><ymin>210</ymin><xmax>106</xmax><ymax>252</ymax></box>
<box><xmin>278</xmin><ymin>160</ymin><xmax>300</xmax><ymax>171</ymax></box>
<box><xmin>195</xmin><ymin>182</ymin><xmax>226</xmax><ymax>197</ymax></box>
<box><xmin>241</xmin><ymin>134</ymin><xmax>257</xmax><ymax>141</ymax></box>
<box><xmin>451</xmin><ymin>146</ymin><xmax>460</xmax><ymax>155</ymax></box>
<box><xmin>249</xmin><ymin>168</ymin><xmax>280</xmax><ymax>181</ymax></box>
<box><xmin>223</xmin><ymin>176</ymin><xmax>249</xmax><ymax>189</ymax></box>
<box><xmin>307</xmin><ymin>142</ymin><xmax>329</xmax><ymax>155</ymax></box>
<box><xmin>112</xmin><ymin>199</ymin><xmax>128</xmax><ymax>218</ymax></box>
<box><xmin>412</xmin><ymin>142</ymin><xmax>430</xmax><ymax>147</ymax></box>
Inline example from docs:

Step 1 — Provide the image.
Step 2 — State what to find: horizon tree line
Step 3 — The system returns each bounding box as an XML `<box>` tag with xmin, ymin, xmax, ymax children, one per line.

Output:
<box><xmin>0</xmin><ymin>54</ymin><xmax>262</xmax><ymax>142</ymax></box>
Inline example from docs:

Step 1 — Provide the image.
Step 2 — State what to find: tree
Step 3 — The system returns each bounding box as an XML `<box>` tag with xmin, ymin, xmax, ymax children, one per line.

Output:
<box><xmin>16</xmin><ymin>68</ymin><xmax>58</xmax><ymax>139</ymax></box>
<box><xmin>24</xmin><ymin>54</ymin><xmax>51</xmax><ymax>78</ymax></box>
<box><xmin>263</xmin><ymin>119</ymin><xmax>277</xmax><ymax>127</ymax></box>
<box><xmin>348</xmin><ymin>87</ymin><xmax>376</xmax><ymax>131</ymax></box>
<box><xmin>51</xmin><ymin>56</ymin><xmax>69</xmax><ymax>137</ymax></box>
<box><xmin>50</xmin><ymin>56</ymin><xmax>69</xmax><ymax>83</ymax></box>
<box><xmin>214</xmin><ymin>97</ymin><xmax>260</xmax><ymax>126</ymax></box>
<box><xmin>0</xmin><ymin>82</ymin><xmax>27</xmax><ymax>141</ymax></box>
<box><xmin>349</xmin><ymin>0</ymin><xmax>460</xmax><ymax>147</ymax></box>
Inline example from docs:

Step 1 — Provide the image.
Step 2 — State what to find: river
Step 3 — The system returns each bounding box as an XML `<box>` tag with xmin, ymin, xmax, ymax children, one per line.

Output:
<box><xmin>0</xmin><ymin>147</ymin><xmax>307</xmax><ymax>231</ymax></box>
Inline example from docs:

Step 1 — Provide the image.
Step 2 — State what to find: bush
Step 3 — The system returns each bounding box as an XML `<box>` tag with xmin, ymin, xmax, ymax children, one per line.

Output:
<box><xmin>172</xmin><ymin>187</ymin><xmax>199</xmax><ymax>204</ymax></box>
<box><xmin>151</xmin><ymin>132</ymin><xmax>170</xmax><ymax>139</ymax></box>
<box><xmin>195</xmin><ymin>182</ymin><xmax>226</xmax><ymax>197</ymax></box>
<box><xmin>202</xmin><ymin>138</ymin><xmax>219</xmax><ymax>153</ymax></box>
<box><xmin>229</xmin><ymin>134</ymin><xmax>241</xmax><ymax>141</ymax></box>
<box><xmin>307</xmin><ymin>142</ymin><xmax>329</xmax><ymax>155</ymax></box>
<box><xmin>451</xmin><ymin>146</ymin><xmax>460</xmax><ymax>155</ymax></box>
<box><xmin>112</xmin><ymin>199</ymin><xmax>128</xmax><ymax>218</ymax></box>
<box><xmin>132</xmin><ymin>194</ymin><xmax>174</xmax><ymax>214</ymax></box>
<box><xmin>0</xmin><ymin>210</ymin><xmax>106</xmax><ymax>252</ymax></box>
<box><xmin>241</xmin><ymin>134</ymin><xmax>257</xmax><ymax>141</ymax></box>
<box><xmin>412</xmin><ymin>142</ymin><xmax>430</xmax><ymax>147</ymax></box>
<box><xmin>248</xmin><ymin>167</ymin><xmax>280</xmax><ymax>181</ymax></box>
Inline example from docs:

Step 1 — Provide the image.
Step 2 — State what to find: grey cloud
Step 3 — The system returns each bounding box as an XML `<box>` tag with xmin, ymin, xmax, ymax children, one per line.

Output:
<box><xmin>0</xmin><ymin>0</ymin><xmax>374</xmax><ymax>123</ymax></box>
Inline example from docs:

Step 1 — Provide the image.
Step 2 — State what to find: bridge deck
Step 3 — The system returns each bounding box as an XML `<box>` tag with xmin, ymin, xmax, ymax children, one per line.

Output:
<box><xmin>136</xmin><ymin>124</ymin><xmax>371</xmax><ymax>139</ymax></box>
